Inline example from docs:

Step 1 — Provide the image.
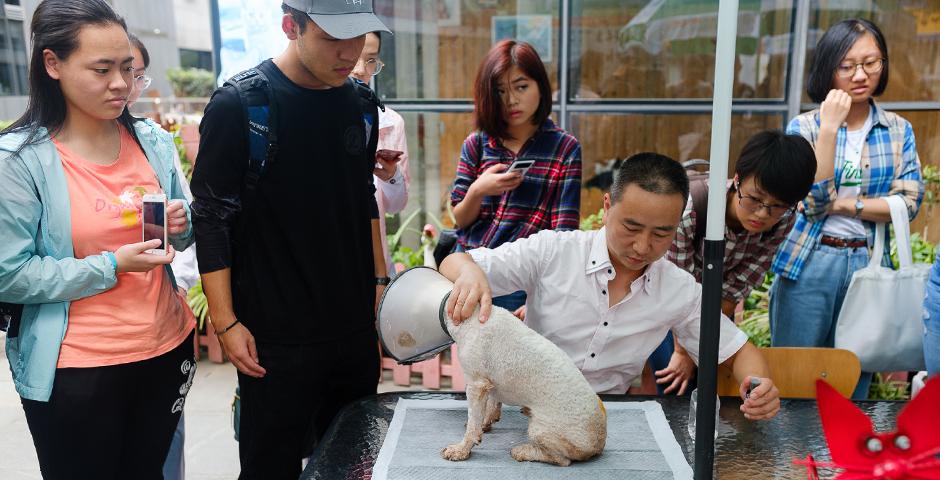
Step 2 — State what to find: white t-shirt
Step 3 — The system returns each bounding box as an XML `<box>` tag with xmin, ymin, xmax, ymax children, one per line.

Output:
<box><xmin>468</xmin><ymin>228</ymin><xmax>748</xmax><ymax>394</ymax></box>
<box><xmin>822</xmin><ymin>112</ymin><xmax>873</xmax><ymax>238</ymax></box>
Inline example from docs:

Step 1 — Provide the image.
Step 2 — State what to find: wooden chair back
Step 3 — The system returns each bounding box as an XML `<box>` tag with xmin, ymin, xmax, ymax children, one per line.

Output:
<box><xmin>717</xmin><ymin>347</ymin><xmax>860</xmax><ymax>398</ymax></box>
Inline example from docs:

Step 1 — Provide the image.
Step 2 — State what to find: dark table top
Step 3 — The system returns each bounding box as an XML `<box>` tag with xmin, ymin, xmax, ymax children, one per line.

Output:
<box><xmin>300</xmin><ymin>392</ymin><xmax>904</xmax><ymax>480</ymax></box>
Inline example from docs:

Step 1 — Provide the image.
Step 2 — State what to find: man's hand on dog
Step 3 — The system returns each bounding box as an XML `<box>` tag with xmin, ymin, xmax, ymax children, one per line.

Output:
<box><xmin>738</xmin><ymin>376</ymin><xmax>780</xmax><ymax>420</ymax></box>
<box><xmin>446</xmin><ymin>263</ymin><xmax>493</xmax><ymax>324</ymax></box>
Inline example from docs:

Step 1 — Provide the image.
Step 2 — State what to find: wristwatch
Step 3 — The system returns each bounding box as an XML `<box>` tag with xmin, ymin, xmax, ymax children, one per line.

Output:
<box><xmin>375</xmin><ymin>276</ymin><xmax>391</xmax><ymax>286</ymax></box>
<box><xmin>854</xmin><ymin>199</ymin><xmax>865</xmax><ymax>218</ymax></box>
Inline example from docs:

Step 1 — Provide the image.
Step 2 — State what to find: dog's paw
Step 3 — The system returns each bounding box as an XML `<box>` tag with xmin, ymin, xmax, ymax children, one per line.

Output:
<box><xmin>510</xmin><ymin>443</ymin><xmax>534</xmax><ymax>462</ymax></box>
<box><xmin>441</xmin><ymin>444</ymin><xmax>471</xmax><ymax>461</ymax></box>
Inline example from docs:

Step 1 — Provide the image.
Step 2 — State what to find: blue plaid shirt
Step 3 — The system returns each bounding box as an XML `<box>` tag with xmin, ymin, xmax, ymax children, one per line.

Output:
<box><xmin>771</xmin><ymin>101</ymin><xmax>924</xmax><ymax>280</ymax></box>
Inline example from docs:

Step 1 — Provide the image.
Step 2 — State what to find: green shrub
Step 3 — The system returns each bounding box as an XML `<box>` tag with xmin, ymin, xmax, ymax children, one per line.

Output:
<box><xmin>580</xmin><ymin>208</ymin><xmax>604</xmax><ymax>231</ymax></box>
<box><xmin>166</xmin><ymin>68</ymin><xmax>216</xmax><ymax>97</ymax></box>
<box><xmin>187</xmin><ymin>280</ymin><xmax>209</xmax><ymax>332</ymax></box>
<box><xmin>890</xmin><ymin>231</ymin><xmax>936</xmax><ymax>266</ymax></box>
<box><xmin>740</xmin><ymin>273</ymin><xmax>773</xmax><ymax>347</ymax></box>
<box><xmin>867</xmin><ymin>373</ymin><xmax>909</xmax><ymax>400</ymax></box>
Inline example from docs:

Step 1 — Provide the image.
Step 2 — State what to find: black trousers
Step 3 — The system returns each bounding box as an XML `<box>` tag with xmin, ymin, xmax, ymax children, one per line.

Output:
<box><xmin>237</xmin><ymin>328</ymin><xmax>379</xmax><ymax>480</ymax></box>
<box><xmin>21</xmin><ymin>331</ymin><xmax>196</xmax><ymax>480</ymax></box>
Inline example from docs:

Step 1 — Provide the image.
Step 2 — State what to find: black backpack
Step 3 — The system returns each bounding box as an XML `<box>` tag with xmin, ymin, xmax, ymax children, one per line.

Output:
<box><xmin>221</xmin><ymin>68</ymin><xmax>384</xmax><ymax>194</ymax></box>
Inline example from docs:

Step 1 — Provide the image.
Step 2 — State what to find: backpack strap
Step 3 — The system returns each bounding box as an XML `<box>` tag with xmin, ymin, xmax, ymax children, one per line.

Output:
<box><xmin>690</xmin><ymin>175</ymin><xmax>709</xmax><ymax>246</ymax></box>
<box><xmin>682</xmin><ymin>159</ymin><xmax>711</xmax><ymax>247</ymax></box>
<box><xmin>223</xmin><ymin>68</ymin><xmax>278</xmax><ymax>193</ymax></box>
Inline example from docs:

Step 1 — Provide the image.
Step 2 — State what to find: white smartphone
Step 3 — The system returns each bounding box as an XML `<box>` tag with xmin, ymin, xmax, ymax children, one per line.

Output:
<box><xmin>507</xmin><ymin>159</ymin><xmax>535</xmax><ymax>176</ymax></box>
<box><xmin>141</xmin><ymin>193</ymin><xmax>168</xmax><ymax>255</ymax></box>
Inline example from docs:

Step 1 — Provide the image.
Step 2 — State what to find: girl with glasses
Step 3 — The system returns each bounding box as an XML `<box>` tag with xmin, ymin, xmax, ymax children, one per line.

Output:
<box><xmin>769</xmin><ymin>19</ymin><xmax>924</xmax><ymax>400</ymax></box>
<box><xmin>349</xmin><ymin>31</ymin><xmax>410</xmax><ymax>276</ymax></box>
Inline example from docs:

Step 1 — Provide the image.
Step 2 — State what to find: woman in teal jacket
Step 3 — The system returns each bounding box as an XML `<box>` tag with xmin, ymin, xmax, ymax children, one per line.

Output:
<box><xmin>0</xmin><ymin>1</ymin><xmax>195</xmax><ymax>477</ymax></box>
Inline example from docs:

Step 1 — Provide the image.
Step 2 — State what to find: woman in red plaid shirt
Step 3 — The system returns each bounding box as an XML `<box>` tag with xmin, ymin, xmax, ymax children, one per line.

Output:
<box><xmin>450</xmin><ymin>40</ymin><xmax>582</xmax><ymax>313</ymax></box>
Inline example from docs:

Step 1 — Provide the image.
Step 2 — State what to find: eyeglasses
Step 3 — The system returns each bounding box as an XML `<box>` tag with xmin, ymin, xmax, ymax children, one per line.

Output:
<box><xmin>134</xmin><ymin>74</ymin><xmax>152</xmax><ymax>90</ymax></box>
<box><xmin>356</xmin><ymin>58</ymin><xmax>385</xmax><ymax>77</ymax></box>
<box><xmin>835</xmin><ymin>58</ymin><xmax>884</xmax><ymax>78</ymax></box>
<box><xmin>734</xmin><ymin>179</ymin><xmax>793</xmax><ymax>218</ymax></box>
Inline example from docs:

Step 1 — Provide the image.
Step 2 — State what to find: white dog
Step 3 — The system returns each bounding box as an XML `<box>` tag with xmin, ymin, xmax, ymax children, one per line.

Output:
<box><xmin>440</xmin><ymin>305</ymin><xmax>607</xmax><ymax>466</ymax></box>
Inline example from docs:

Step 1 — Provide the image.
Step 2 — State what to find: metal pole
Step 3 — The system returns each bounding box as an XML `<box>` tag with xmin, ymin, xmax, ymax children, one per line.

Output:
<box><xmin>558</xmin><ymin>0</ymin><xmax>571</xmax><ymax>130</ymax></box>
<box><xmin>209</xmin><ymin>0</ymin><xmax>223</xmax><ymax>81</ymax></box>
<box><xmin>786</xmin><ymin>0</ymin><xmax>811</xmax><ymax>122</ymax></box>
<box><xmin>694</xmin><ymin>0</ymin><xmax>739</xmax><ymax>478</ymax></box>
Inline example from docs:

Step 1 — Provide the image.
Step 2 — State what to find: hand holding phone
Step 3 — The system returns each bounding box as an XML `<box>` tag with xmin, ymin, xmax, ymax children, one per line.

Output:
<box><xmin>507</xmin><ymin>159</ymin><xmax>535</xmax><ymax>176</ymax></box>
<box><xmin>141</xmin><ymin>193</ymin><xmax>168</xmax><ymax>255</ymax></box>
<box><xmin>376</xmin><ymin>149</ymin><xmax>404</xmax><ymax>162</ymax></box>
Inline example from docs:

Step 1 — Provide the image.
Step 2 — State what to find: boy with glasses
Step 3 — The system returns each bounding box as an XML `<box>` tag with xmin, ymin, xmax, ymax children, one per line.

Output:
<box><xmin>651</xmin><ymin>130</ymin><xmax>817</xmax><ymax>395</ymax></box>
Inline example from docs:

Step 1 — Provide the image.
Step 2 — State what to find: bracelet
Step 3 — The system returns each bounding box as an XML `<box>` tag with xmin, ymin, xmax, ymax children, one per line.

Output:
<box><xmin>102</xmin><ymin>251</ymin><xmax>118</xmax><ymax>272</ymax></box>
<box><xmin>216</xmin><ymin>318</ymin><xmax>241</xmax><ymax>335</ymax></box>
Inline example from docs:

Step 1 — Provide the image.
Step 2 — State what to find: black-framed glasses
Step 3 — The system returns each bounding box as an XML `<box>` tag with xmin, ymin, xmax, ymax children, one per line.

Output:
<box><xmin>835</xmin><ymin>58</ymin><xmax>884</xmax><ymax>78</ymax></box>
<box><xmin>734</xmin><ymin>179</ymin><xmax>793</xmax><ymax>218</ymax></box>
<box><xmin>134</xmin><ymin>74</ymin><xmax>152</xmax><ymax>90</ymax></box>
<box><xmin>356</xmin><ymin>58</ymin><xmax>385</xmax><ymax>77</ymax></box>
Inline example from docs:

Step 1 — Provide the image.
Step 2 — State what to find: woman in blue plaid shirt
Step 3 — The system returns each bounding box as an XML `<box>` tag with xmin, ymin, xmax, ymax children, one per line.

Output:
<box><xmin>769</xmin><ymin>19</ymin><xmax>924</xmax><ymax>399</ymax></box>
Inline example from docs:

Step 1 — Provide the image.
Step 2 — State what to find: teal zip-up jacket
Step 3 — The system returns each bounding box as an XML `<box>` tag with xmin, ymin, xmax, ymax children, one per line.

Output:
<box><xmin>0</xmin><ymin>119</ymin><xmax>194</xmax><ymax>402</ymax></box>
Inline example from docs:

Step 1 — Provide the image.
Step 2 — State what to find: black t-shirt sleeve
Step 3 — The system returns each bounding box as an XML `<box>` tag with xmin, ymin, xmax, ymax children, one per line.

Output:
<box><xmin>190</xmin><ymin>87</ymin><xmax>247</xmax><ymax>273</ymax></box>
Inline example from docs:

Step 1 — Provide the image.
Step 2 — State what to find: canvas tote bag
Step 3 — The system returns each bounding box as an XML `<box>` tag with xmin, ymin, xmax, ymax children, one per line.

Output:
<box><xmin>835</xmin><ymin>195</ymin><xmax>928</xmax><ymax>372</ymax></box>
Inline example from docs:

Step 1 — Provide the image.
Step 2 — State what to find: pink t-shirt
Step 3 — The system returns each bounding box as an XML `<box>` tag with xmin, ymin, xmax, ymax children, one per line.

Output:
<box><xmin>55</xmin><ymin>128</ymin><xmax>193</xmax><ymax>368</ymax></box>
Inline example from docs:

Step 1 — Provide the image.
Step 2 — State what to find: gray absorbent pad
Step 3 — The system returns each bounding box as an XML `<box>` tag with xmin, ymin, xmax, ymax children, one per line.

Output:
<box><xmin>371</xmin><ymin>399</ymin><xmax>693</xmax><ymax>480</ymax></box>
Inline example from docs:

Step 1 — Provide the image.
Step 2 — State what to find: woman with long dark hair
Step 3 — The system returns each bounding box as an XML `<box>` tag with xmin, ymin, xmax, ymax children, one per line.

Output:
<box><xmin>0</xmin><ymin>0</ymin><xmax>196</xmax><ymax>476</ymax></box>
<box><xmin>450</xmin><ymin>40</ymin><xmax>582</xmax><ymax>313</ymax></box>
<box><xmin>769</xmin><ymin>19</ymin><xmax>924</xmax><ymax>399</ymax></box>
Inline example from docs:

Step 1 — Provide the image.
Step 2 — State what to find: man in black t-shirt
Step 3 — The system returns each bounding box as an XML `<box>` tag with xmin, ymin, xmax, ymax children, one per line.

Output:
<box><xmin>190</xmin><ymin>2</ymin><xmax>390</xmax><ymax>478</ymax></box>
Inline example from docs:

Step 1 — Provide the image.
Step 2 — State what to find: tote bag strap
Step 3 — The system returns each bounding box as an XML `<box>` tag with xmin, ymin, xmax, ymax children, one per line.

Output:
<box><xmin>870</xmin><ymin>221</ymin><xmax>887</xmax><ymax>267</ymax></box>
<box><xmin>884</xmin><ymin>195</ymin><xmax>913</xmax><ymax>268</ymax></box>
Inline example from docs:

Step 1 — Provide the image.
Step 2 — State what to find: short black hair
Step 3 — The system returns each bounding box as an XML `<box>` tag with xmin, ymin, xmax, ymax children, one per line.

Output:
<box><xmin>734</xmin><ymin>130</ymin><xmax>816</xmax><ymax>206</ymax></box>
<box><xmin>128</xmin><ymin>32</ymin><xmax>149</xmax><ymax>68</ymax></box>
<box><xmin>807</xmin><ymin>18</ymin><xmax>889</xmax><ymax>103</ymax></box>
<box><xmin>282</xmin><ymin>3</ymin><xmax>308</xmax><ymax>34</ymax></box>
<box><xmin>611</xmin><ymin>152</ymin><xmax>689</xmax><ymax>205</ymax></box>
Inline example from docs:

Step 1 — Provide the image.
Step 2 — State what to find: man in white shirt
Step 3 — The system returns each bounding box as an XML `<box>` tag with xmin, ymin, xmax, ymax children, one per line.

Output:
<box><xmin>440</xmin><ymin>152</ymin><xmax>780</xmax><ymax>420</ymax></box>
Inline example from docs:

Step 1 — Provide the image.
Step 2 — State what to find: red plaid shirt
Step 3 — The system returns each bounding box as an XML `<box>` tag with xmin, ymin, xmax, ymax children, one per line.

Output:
<box><xmin>450</xmin><ymin>119</ymin><xmax>581</xmax><ymax>250</ymax></box>
<box><xmin>667</xmin><ymin>182</ymin><xmax>794</xmax><ymax>303</ymax></box>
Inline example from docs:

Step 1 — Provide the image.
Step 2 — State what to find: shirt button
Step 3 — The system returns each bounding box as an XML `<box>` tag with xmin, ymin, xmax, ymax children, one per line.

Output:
<box><xmin>602</xmin><ymin>290</ymin><xmax>607</xmax><ymax>295</ymax></box>
<box><xmin>590</xmin><ymin>353</ymin><xmax>596</xmax><ymax>358</ymax></box>
<box><xmin>389</xmin><ymin>178</ymin><xmax>396</xmax><ymax>184</ymax></box>
<box><xmin>592</xmin><ymin>260</ymin><xmax>596</xmax><ymax>265</ymax></box>
<box><xmin>607</xmin><ymin>269</ymin><xmax>612</xmax><ymax>274</ymax></box>
<box><xmin>603</xmin><ymin>322</ymin><xmax>608</xmax><ymax>326</ymax></box>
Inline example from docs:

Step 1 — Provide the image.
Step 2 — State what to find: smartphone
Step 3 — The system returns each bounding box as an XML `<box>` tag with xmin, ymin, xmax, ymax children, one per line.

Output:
<box><xmin>376</xmin><ymin>149</ymin><xmax>404</xmax><ymax>162</ymax></box>
<box><xmin>141</xmin><ymin>193</ymin><xmax>168</xmax><ymax>255</ymax></box>
<box><xmin>507</xmin><ymin>159</ymin><xmax>535</xmax><ymax>176</ymax></box>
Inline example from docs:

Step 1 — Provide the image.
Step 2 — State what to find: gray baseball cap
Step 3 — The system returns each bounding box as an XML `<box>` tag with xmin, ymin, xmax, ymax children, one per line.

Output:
<box><xmin>283</xmin><ymin>0</ymin><xmax>391</xmax><ymax>40</ymax></box>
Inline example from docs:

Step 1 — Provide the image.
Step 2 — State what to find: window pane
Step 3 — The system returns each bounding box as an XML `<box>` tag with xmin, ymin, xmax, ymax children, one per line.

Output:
<box><xmin>902</xmin><ymin>110</ymin><xmax>940</xmax><ymax>244</ymax></box>
<box><xmin>570</xmin><ymin>112</ymin><xmax>785</xmax><ymax>215</ymax></box>
<box><xmin>377</xmin><ymin>1</ymin><xmax>559</xmax><ymax>101</ymax></box>
<box><xmin>570</xmin><ymin>0</ymin><xmax>794</xmax><ymax>100</ymax></box>
<box><xmin>804</xmin><ymin>1</ymin><xmax>940</xmax><ymax>102</ymax></box>
<box><xmin>9</xmin><ymin>19</ymin><xmax>27</xmax><ymax>95</ymax></box>
<box><xmin>396</xmin><ymin>112</ymin><xmax>475</xmax><ymax>228</ymax></box>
